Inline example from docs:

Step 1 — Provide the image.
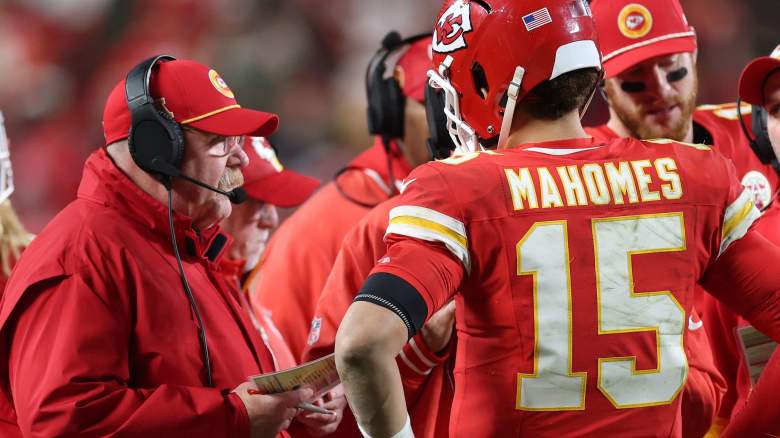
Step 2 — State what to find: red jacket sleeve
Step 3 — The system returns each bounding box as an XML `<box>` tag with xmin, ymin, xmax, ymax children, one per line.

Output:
<box><xmin>722</xmin><ymin>349</ymin><xmax>780</xmax><ymax>438</ymax></box>
<box><xmin>701</xmin><ymin>229</ymin><xmax>780</xmax><ymax>344</ymax></box>
<box><xmin>7</xmin><ymin>276</ymin><xmax>248</xmax><ymax>438</ymax></box>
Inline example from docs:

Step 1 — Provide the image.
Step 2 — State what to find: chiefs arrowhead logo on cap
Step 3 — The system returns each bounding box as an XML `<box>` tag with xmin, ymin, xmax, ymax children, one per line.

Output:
<box><xmin>771</xmin><ymin>44</ymin><xmax>780</xmax><ymax>60</ymax></box>
<box><xmin>618</xmin><ymin>4</ymin><xmax>653</xmax><ymax>39</ymax></box>
<box><xmin>433</xmin><ymin>0</ymin><xmax>472</xmax><ymax>54</ymax></box>
<box><xmin>251</xmin><ymin>137</ymin><xmax>284</xmax><ymax>172</ymax></box>
<box><xmin>208</xmin><ymin>69</ymin><xmax>235</xmax><ymax>99</ymax></box>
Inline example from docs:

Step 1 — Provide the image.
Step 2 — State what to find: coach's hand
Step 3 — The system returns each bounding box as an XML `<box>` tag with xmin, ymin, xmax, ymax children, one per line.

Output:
<box><xmin>421</xmin><ymin>300</ymin><xmax>456</xmax><ymax>354</ymax></box>
<box><xmin>233</xmin><ymin>382</ymin><xmax>314</xmax><ymax>438</ymax></box>
<box><xmin>295</xmin><ymin>385</ymin><xmax>347</xmax><ymax>436</ymax></box>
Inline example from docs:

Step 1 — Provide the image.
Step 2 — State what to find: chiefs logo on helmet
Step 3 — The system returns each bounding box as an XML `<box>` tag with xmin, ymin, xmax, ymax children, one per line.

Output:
<box><xmin>433</xmin><ymin>0</ymin><xmax>472</xmax><ymax>53</ymax></box>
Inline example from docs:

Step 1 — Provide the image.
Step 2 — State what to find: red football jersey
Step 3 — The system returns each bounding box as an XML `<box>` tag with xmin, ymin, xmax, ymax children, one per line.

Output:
<box><xmin>587</xmin><ymin>103</ymin><xmax>780</xmax><ymax>429</ymax></box>
<box><xmin>372</xmin><ymin>136</ymin><xmax>764</xmax><ymax>437</ymax></box>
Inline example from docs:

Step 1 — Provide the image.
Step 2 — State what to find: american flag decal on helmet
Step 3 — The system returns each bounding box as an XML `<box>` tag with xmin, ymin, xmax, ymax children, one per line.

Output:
<box><xmin>522</xmin><ymin>8</ymin><xmax>552</xmax><ymax>32</ymax></box>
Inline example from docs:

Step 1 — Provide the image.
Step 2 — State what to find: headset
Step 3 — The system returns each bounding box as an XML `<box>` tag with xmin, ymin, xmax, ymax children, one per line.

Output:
<box><xmin>126</xmin><ymin>55</ymin><xmax>185</xmax><ymax>179</ymax></box>
<box><xmin>737</xmin><ymin>98</ymin><xmax>780</xmax><ymax>176</ymax></box>
<box><xmin>125</xmin><ymin>55</ymin><xmax>238</xmax><ymax>388</ymax></box>
<box><xmin>334</xmin><ymin>31</ymin><xmax>434</xmax><ymax>208</ymax></box>
<box><xmin>366</xmin><ymin>31</ymin><xmax>430</xmax><ymax>142</ymax></box>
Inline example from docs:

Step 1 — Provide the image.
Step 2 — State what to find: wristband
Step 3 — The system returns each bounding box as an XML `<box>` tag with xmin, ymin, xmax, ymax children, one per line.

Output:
<box><xmin>358</xmin><ymin>413</ymin><xmax>414</xmax><ymax>438</ymax></box>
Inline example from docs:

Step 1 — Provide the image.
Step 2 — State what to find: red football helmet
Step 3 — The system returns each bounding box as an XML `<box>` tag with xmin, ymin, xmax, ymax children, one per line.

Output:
<box><xmin>429</xmin><ymin>0</ymin><xmax>602</xmax><ymax>151</ymax></box>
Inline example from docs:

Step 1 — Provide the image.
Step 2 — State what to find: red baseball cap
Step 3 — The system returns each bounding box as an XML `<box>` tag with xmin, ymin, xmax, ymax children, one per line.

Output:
<box><xmin>103</xmin><ymin>59</ymin><xmax>279</xmax><ymax>146</ymax></box>
<box><xmin>739</xmin><ymin>44</ymin><xmax>780</xmax><ymax>106</ymax></box>
<box><xmin>395</xmin><ymin>37</ymin><xmax>433</xmax><ymax>104</ymax></box>
<box><xmin>591</xmin><ymin>0</ymin><xmax>697</xmax><ymax>79</ymax></box>
<box><xmin>241</xmin><ymin>137</ymin><xmax>320</xmax><ymax>208</ymax></box>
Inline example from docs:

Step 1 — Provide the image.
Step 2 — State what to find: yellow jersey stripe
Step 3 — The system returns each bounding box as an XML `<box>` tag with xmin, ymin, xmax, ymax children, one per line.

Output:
<box><xmin>721</xmin><ymin>199</ymin><xmax>755</xmax><ymax>241</ymax></box>
<box><xmin>390</xmin><ymin>216</ymin><xmax>467</xmax><ymax>248</ymax></box>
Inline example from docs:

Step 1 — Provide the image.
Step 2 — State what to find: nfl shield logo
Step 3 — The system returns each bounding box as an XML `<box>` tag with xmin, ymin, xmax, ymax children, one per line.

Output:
<box><xmin>307</xmin><ymin>316</ymin><xmax>323</xmax><ymax>346</ymax></box>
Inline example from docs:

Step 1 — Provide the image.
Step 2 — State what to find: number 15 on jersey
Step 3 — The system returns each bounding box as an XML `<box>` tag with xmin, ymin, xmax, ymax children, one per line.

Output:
<box><xmin>516</xmin><ymin>213</ymin><xmax>688</xmax><ymax>411</ymax></box>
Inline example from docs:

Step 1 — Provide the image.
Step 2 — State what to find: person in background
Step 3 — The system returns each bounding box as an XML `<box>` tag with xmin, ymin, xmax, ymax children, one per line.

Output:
<box><xmin>0</xmin><ymin>112</ymin><xmax>33</xmax><ymax>292</ymax></box>
<box><xmin>220</xmin><ymin>136</ymin><xmax>347</xmax><ymax>437</ymax></box>
<box><xmin>720</xmin><ymin>43</ymin><xmax>780</xmax><ymax>438</ymax></box>
<box><xmin>302</xmin><ymin>79</ymin><xmax>459</xmax><ymax>438</ymax></box>
<box><xmin>587</xmin><ymin>1</ymin><xmax>780</xmax><ymax>434</ymax></box>
<box><xmin>251</xmin><ymin>33</ymin><xmax>436</xmax><ymax>363</ymax></box>
<box><xmin>221</xmin><ymin>136</ymin><xmax>320</xmax><ymax>297</ymax></box>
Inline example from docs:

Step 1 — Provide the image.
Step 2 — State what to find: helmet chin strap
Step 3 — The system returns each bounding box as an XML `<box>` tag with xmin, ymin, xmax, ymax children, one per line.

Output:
<box><xmin>580</xmin><ymin>69</ymin><xmax>605</xmax><ymax>120</ymax></box>
<box><xmin>498</xmin><ymin>67</ymin><xmax>526</xmax><ymax>149</ymax></box>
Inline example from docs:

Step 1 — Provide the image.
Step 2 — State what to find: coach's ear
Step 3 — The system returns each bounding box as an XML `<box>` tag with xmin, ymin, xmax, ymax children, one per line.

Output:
<box><xmin>692</xmin><ymin>49</ymin><xmax>699</xmax><ymax>65</ymax></box>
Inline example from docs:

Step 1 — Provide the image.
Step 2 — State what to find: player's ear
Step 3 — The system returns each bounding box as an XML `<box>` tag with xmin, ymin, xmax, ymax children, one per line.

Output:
<box><xmin>691</xmin><ymin>48</ymin><xmax>698</xmax><ymax>65</ymax></box>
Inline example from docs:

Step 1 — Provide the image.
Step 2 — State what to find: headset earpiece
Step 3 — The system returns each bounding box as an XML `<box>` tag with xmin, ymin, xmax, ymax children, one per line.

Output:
<box><xmin>752</xmin><ymin>105</ymin><xmax>773</xmax><ymax>160</ymax></box>
<box><xmin>366</xmin><ymin>32</ymin><xmax>431</xmax><ymax>143</ymax></box>
<box><xmin>737</xmin><ymin>99</ymin><xmax>774</xmax><ymax>163</ymax></box>
<box><xmin>126</xmin><ymin>55</ymin><xmax>185</xmax><ymax>178</ymax></box>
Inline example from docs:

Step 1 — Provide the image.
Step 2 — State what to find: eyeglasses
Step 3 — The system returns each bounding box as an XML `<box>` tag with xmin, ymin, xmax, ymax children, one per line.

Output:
<box><xmin>182</xmin><ymin>126</ymin><xmax>243</xmax><ymax>156</ymax></box>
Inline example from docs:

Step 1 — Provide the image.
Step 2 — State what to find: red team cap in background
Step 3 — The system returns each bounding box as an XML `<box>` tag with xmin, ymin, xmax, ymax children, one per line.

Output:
<box><xmin>103</xmin><ymin>59</ymin><xmax>279</xmax><ymax>145</ymax></box>
<box><xmin>739</xmin><ymin>44</ymin><xmax>780</xmax><ymax>106</ymax></box>
<box><xmin>395</xmin><ymin>37</ymin><xmax>433</xmax><ymax>104</ymax></box>
<box><xmin>241</xmin><ymin>137</ymin><xmax>320</xmax><ymax>208</ymax></box>
<box><xmin>591</xmin><ymin>0</ymin><xmax>697</xmax><ymax>79</ymax></box>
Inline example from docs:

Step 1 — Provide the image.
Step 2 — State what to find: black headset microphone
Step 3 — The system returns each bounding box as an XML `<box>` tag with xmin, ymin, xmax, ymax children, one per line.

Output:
<box><xmin>146</xmin><ymin>156</ymin><xmax>248</xmax><ymax>204</ymax></box>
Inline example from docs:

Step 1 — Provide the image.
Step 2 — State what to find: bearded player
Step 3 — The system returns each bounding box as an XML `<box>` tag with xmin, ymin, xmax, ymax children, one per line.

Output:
<box><xmin>587</xmin><ymin>1</ymin><xmax>780</xmax><ymax>434</ymax></box>
<box><xmin>333</xmin><ymin>0</ymin><xmax>780</xmax><ymax>437</ymax></box>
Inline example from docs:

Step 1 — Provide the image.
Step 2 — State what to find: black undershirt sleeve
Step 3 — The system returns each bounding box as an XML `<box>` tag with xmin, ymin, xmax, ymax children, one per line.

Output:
<box><xmin>354</xmin><ymin>272</ymin><xmax>429</xmax><ymax>340</ymax></box>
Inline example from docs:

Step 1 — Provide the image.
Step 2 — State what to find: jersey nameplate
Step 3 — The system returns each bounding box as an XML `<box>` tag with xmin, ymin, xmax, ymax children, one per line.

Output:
<box><xmin>505</xmin><ymin>158</ymin><xmax>683</xmax><ymax>210</ymax></box>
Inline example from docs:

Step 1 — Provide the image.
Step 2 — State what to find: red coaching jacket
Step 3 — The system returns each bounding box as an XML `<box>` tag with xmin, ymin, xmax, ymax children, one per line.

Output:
<box><xmin>0</xmin><ymin>149</ymin><xmax>281</xmax><ymax>437</ymax></box>
<box><xmin>251</xmin><ymin>139</ymin><xmax>412</xmax><ymax>361</ymax></box>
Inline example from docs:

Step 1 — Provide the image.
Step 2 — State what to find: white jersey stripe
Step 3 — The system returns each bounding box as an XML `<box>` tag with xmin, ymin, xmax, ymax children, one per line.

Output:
<box><xmin>386</xmin><ymin>222</ymin><xmax>471</xmax><ymax>272</ymax></box>
<box><xmin>390</xmin><ymin>205</ymin><xmax>467</xmax><ymax>236</ymax></box>
<box><xmin>719</xmin><ymin>188</ymin><xmax>762</xmax><ymax>256</ymax></box>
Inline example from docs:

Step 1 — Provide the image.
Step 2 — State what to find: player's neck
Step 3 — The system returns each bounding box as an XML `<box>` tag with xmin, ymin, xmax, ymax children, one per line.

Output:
<box><xmin>503</xmin><ymin>110</ymin><xmax>589</xmax><ymax>149</ymax></box>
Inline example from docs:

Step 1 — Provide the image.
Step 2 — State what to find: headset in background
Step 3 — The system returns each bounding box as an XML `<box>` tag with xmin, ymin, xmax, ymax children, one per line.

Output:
<box><xmin>334</xmin><ymin>31</ymin><xmax>436</xmax><ymax>208</ymax></box>
<box><xmin>737</xmin><ymin>98</ymin><xmax>780</xmax><ymax>177</ymax></box>
<box><xmin>366</xmin><ymin>31</ymin><xmax>430</xmax><ymax>144</ymax></box>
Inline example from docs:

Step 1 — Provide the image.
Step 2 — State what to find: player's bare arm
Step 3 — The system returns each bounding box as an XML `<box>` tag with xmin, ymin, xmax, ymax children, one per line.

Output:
<box><xmin>335</xmin><ymin>301</ymin><xmax>410</xmax><ymax>437</ymax></box>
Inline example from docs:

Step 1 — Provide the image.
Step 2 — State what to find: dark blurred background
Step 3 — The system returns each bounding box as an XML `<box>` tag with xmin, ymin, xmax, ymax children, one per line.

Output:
<box><xmin>0</xmin><ymin>0</ymin><xmax>777</xmax><ymax>231</ymax></box>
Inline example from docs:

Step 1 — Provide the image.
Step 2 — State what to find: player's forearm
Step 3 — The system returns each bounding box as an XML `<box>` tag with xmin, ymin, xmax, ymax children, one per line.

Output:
<box><xmin>336</xmin><ymin>302</ymin><xmax>410</xmax><ymax>437</ymax></box>
<box><xmin>702</xmin><ymin>230</ymin><xmax>780</xmax><ymax>341</ymax></box>
<box><xmin>338</xmin><ymin>350</ymin><xmax>408</xmax><ymax>437</ymax></box>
